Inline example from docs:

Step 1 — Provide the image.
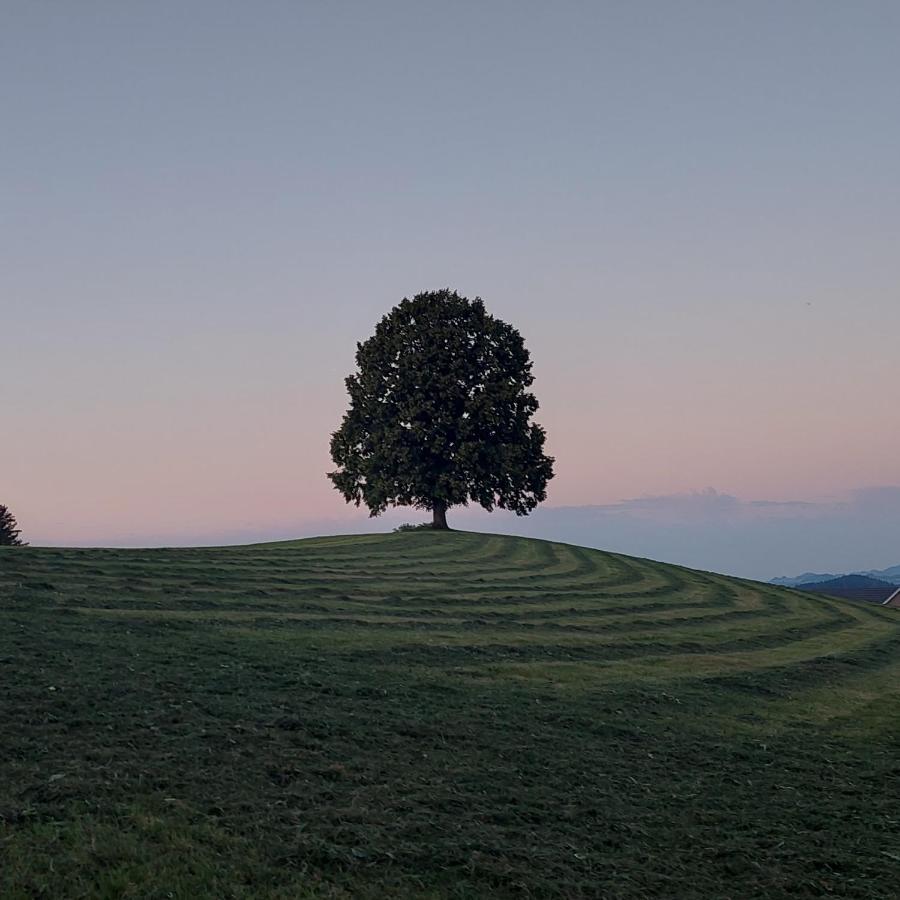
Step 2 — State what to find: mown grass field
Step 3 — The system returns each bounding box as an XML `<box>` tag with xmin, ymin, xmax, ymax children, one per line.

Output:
<box><xmin>2</xmin><ymin>531</ymin><xmax>900</xmax><ymax>899</ymax></box>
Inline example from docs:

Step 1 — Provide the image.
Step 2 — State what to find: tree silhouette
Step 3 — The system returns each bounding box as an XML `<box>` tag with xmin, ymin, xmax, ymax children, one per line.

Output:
<box><xmin>0</xmin><ymin>504</ymin><xmax>26</xmax><ymax>546</ymax></box>
<box><xmin>328</xmin><ymin>289</ymin><xmax>554</xmax><ymax>529</ymax></box>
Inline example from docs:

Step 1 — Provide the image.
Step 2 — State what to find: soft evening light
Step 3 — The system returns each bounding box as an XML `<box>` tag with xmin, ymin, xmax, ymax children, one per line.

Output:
<box><xmin>4</xmin><ymin>3</ymin><xmax>898</xmax><ymax>577</ymax></box>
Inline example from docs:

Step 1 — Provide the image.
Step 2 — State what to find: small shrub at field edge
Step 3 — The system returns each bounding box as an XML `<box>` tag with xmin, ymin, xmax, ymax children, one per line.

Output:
<box><xmin>393</xmin><ymin>522</ymin><xmax>434</xmax><ymax>532</ymax></box>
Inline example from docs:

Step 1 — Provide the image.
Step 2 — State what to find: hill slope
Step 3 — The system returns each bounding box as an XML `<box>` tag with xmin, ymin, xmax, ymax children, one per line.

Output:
<box><xmin>2</xmin><ymin>532</ymin><xmax>900</xmax><ymax>899</ymax></box>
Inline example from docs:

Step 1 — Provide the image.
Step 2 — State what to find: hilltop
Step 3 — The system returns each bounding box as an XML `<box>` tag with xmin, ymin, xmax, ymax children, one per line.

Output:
<box><xmin>2</xmin><ymin>532</ymin><xmax>900</xmax><ymax>899</ymax></box>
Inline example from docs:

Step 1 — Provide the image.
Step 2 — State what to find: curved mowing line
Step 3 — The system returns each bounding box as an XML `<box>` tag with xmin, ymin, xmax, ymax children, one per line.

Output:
<box><xmin>68</xmin><ymin>580</ymin><xmax>831</xmax><ymax>641</ymax></box>
<box><xmin>490</xmin><ymin>618</ymin><xmax>900</xmax><ymax>684</ymax></box>
<box><xmin>295</xmin><ymin>533</ymin><xmax>510</xmax><ymax>566</ymax></box>
<box><xmin>331</xmin><ymin>575</ymin><xmax>733</xmax><ymax>614</ymax></box>
<box><xmin>5</xmin><ymin>535</ymin><xmax>674</xmax><ymax>599</ymax></box>
<box><xmin>85</xmin><ymin>606</ymin><xmax>861</xmax><ymax>659</ymax></box>
<box><xmin>11</xmin><ymin>532</ymin><xmax>897</xmax><ymax>698</ymax></box>
<box><xmin>73</xmin><ymin>583</ymin><xmax>865</xmax><ymax>661</ymax></box>
<box><xmin>495</xmin><ymin>598</ymin><xmax>851</xmax><ymax>635</ymax></box>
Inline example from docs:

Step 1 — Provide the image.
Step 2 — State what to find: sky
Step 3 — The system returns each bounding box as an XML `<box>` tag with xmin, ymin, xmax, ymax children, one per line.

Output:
<box><xmin>3</xmin><ymin>2</ymin><xmax>899</xmax><ymax>578</ymax></box>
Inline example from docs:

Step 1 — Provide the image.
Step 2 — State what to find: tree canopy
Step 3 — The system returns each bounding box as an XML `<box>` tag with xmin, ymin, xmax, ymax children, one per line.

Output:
<box><xmin>0</xmin><ymin>504</ymin><xmax>26</xmax><ymax>547</ymax></box>
<box><xmin>328</xmin><ymin>289</ymin><xmax>554</xmax><ymax>528</ymax></box>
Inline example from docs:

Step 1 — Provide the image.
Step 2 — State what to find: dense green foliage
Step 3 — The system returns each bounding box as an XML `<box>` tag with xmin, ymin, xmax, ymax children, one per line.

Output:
<box><xmin>329</xmin><ymin>290</ymin><xmax>554</xmax><ymax>528</ymax></box>
<box><xmin>0</xmin><ymin>503</ymin><xmax>25</xmax><ymax>546</ymax></box>
<box><xmin>2</xmin><ymin>532</ymin><xmax>900</xmax><ymax>898</ymax></box>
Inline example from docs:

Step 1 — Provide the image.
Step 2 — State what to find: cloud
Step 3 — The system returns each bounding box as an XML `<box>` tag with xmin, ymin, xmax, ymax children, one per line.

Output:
<box><xmin>594</xmin><ymin>488</ymin><xmax>745</xmax><ymax>521</ymax></box>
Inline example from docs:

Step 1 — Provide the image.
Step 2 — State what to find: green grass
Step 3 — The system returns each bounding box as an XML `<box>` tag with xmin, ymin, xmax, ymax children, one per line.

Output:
<box><xmin>2</xmin><ymin>531</ymin><xmax>900</xmax><ymax>898</ymax></box>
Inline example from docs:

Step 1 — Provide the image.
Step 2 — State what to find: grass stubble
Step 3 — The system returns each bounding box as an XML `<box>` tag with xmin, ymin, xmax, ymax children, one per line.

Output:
<box><xmin>1</xmin><ymin>532</ymin><xmax>899</xmax><ymax>898</ymax></box>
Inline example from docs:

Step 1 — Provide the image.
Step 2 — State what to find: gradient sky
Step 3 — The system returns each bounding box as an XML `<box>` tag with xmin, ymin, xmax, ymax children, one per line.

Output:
<box><xmin>3</xmin><ymin>2</ymin><xmax>899</xmax><ymax>576</ymax></box>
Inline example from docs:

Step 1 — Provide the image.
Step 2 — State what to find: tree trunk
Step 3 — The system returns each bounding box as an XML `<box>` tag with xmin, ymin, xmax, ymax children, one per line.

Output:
<box><xmin>432</xmin><ymin>502</ymin><xmax>449</xmax><ymax>530</ymax></box>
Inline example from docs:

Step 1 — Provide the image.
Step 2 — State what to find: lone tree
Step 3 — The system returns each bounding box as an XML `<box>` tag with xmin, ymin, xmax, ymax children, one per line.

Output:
<box><xmin>0</xmin><ymin>504</ymin><xmax>26</xmax><ymax>546</ymax></box>
<box><xmin>328</xmin><ymin>289</ymin><xmax>554</xmax><ymax>529</ymax></box>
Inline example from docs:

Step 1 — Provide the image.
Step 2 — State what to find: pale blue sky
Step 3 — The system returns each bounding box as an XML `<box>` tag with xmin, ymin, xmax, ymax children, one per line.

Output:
<box><xmin>3</xmin><ymin>2</ymin><xmax>899</xmax><ymax>575</ymax></box>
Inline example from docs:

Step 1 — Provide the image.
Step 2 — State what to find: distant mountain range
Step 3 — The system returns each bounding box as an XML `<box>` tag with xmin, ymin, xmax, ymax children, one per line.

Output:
<box><xmin>771</xmin><ymin>564</ymin><xmax>900</xmax><ymax>587</ymax></box>
<box><xmin>794</xmin><ymin>574</ymin><xmax>899</xmax><ymax>604</ymax></box>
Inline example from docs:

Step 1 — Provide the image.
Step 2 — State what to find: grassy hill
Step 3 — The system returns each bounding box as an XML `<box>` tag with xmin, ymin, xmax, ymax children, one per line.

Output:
<box><xmin>2</xmin><ymin>531</ymin><xmax>900</xmax><ymax>899</ymax></box>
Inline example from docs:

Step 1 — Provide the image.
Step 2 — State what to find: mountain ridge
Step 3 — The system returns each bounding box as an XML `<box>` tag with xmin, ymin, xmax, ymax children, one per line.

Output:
<box><xmin>796</xmin><ymin>574</ymin><xmax>898</xmax><ymax>604</ymax></box>
<box><xmin>772</xmin><ymin>563</ymin><xmax>900</xmax><ymax>587</ymax></box>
